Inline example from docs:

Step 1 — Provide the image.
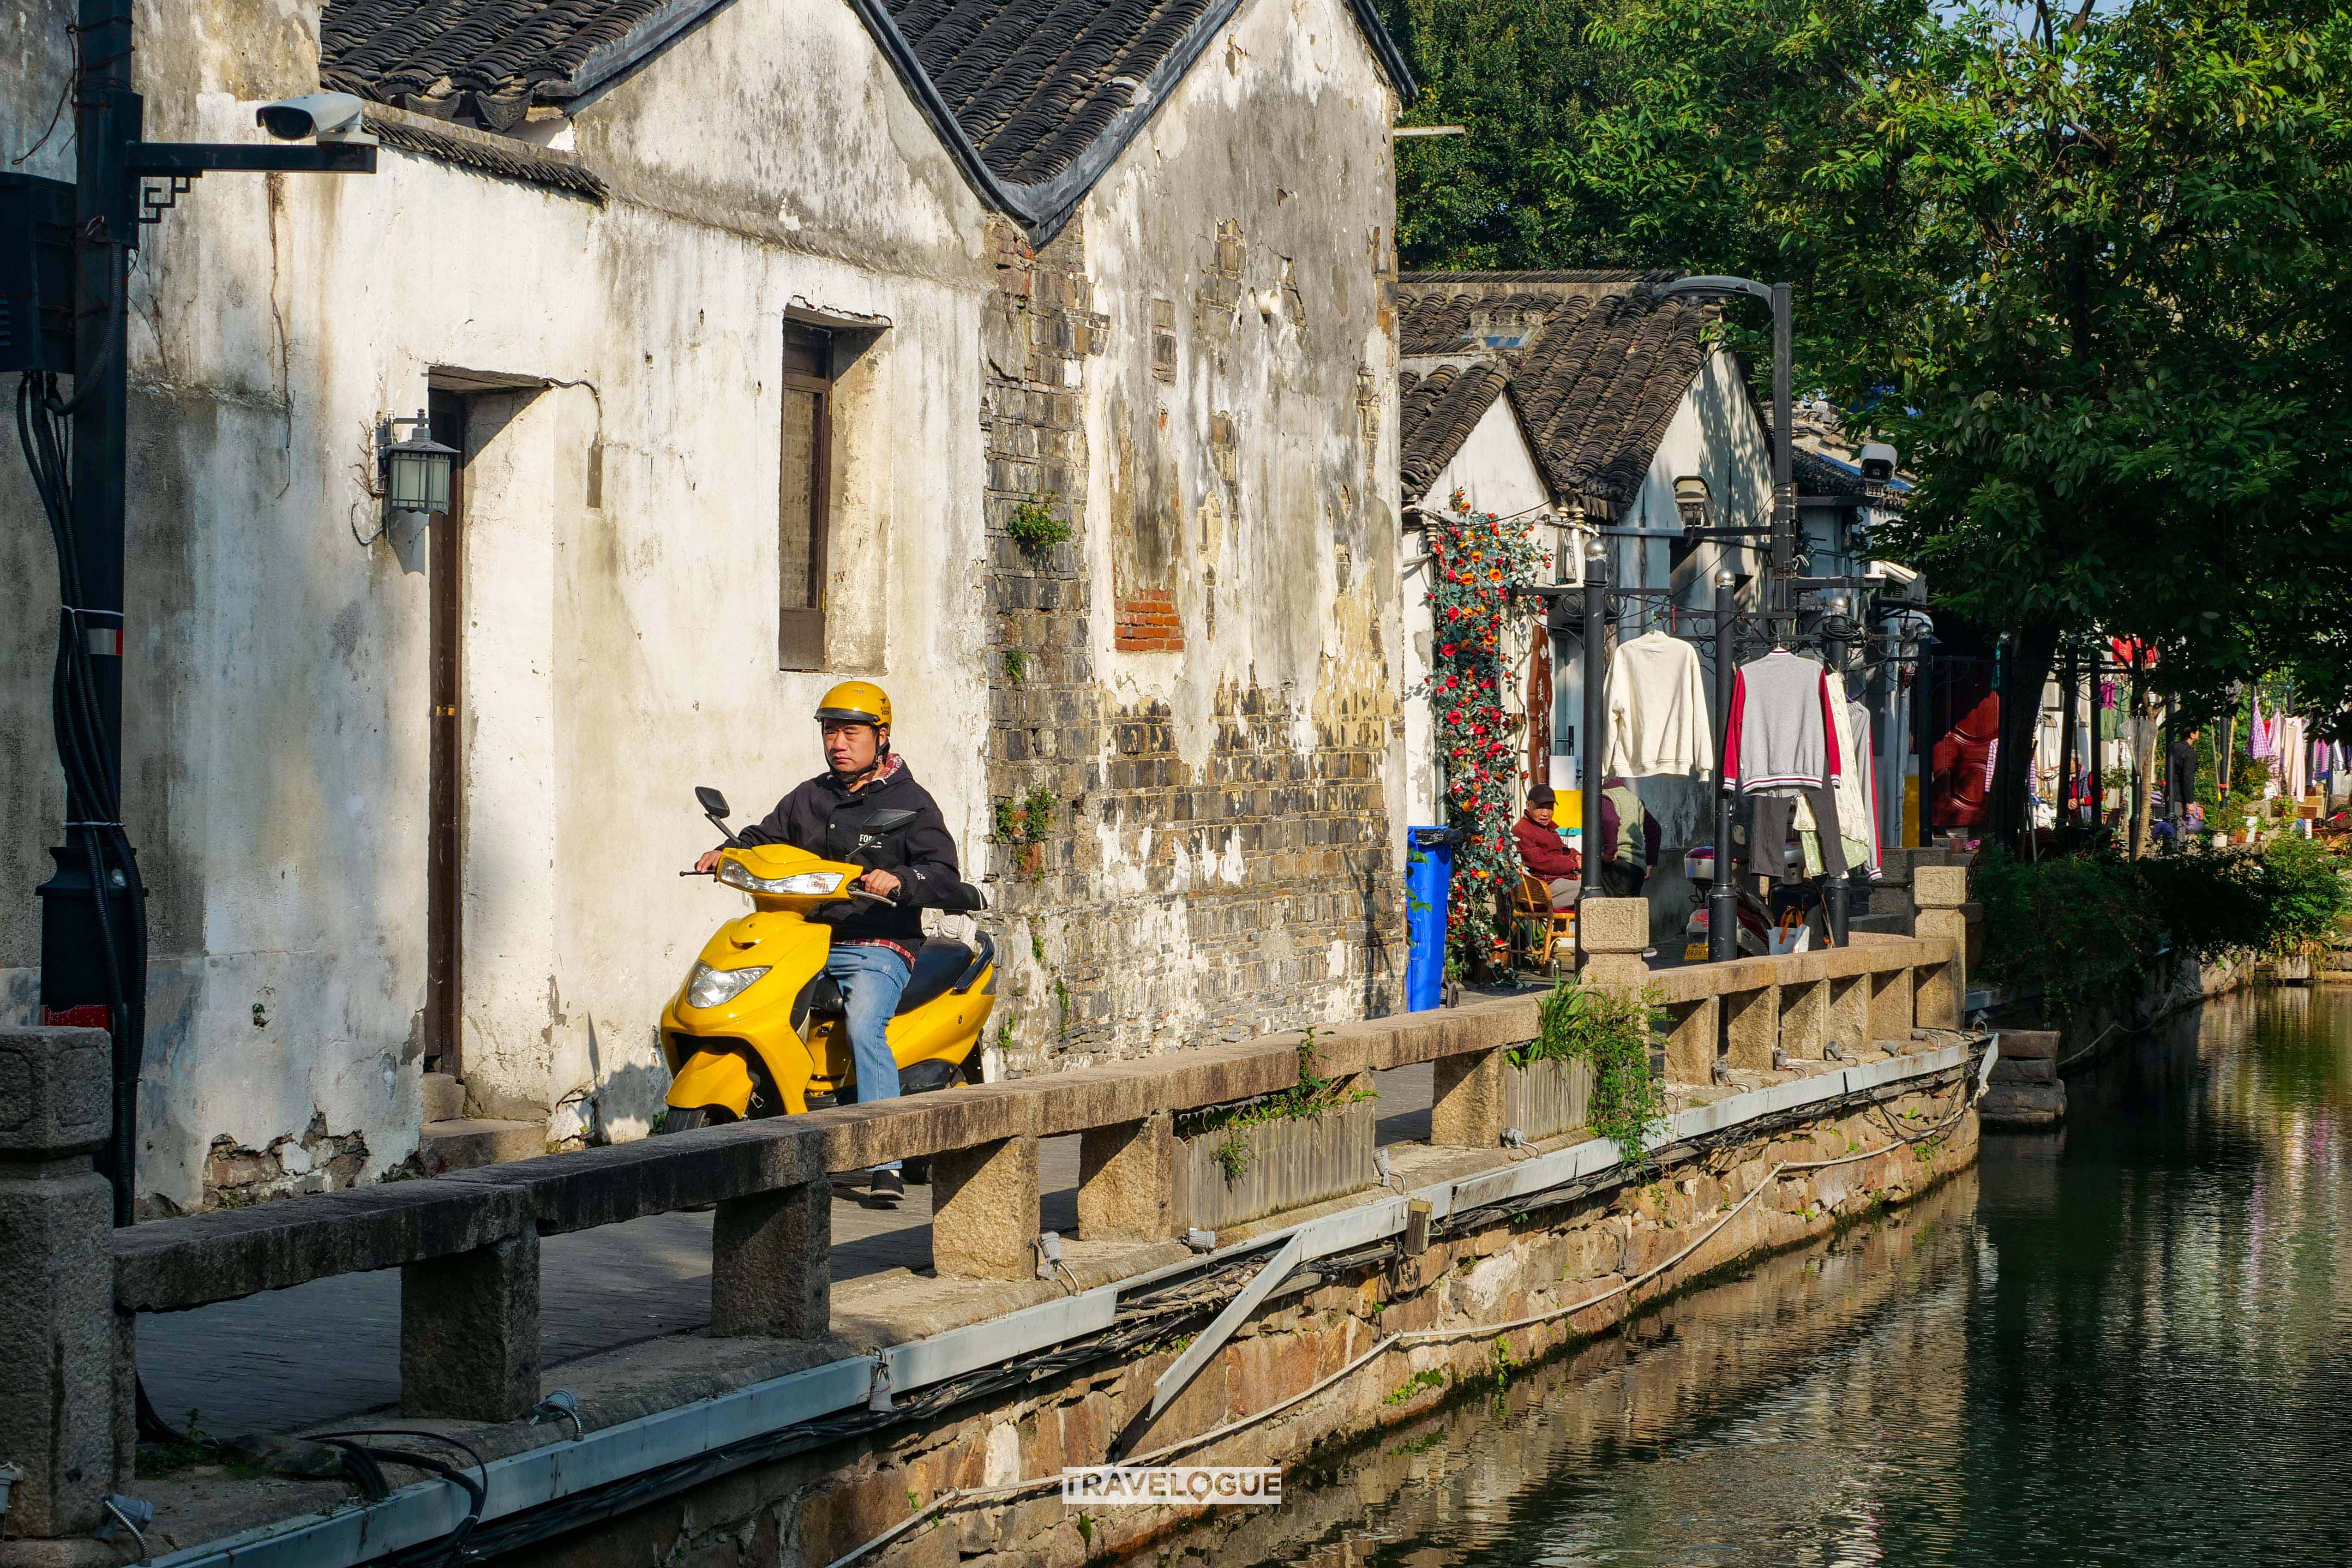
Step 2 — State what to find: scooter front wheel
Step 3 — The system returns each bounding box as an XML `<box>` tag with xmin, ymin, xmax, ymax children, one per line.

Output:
<box><xmin>659</xmin><ymin>1105</ymin><xmax>734</xmax><ymax>1135</ymax></box>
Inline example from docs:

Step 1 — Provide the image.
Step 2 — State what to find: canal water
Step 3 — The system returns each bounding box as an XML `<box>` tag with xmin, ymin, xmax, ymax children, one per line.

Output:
<box><xmin>1138</xmin><ymin>986</ymin><xmax>2352</xmax><ymax>1568</ymax></box>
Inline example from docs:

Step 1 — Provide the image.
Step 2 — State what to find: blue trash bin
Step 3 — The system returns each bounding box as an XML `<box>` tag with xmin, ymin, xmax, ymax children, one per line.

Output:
<box><xmin>1405</xmin><ymin>825</ymin><xmax>1458</xmax><ymax>1011</ymax></box>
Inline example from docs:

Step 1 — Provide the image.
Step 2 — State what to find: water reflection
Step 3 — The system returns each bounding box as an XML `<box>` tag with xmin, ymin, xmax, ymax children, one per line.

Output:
<box><xmin>1132</xmin><ymin>988</ymin><xmax>2352</xmax><ymax>1568</ymax></box>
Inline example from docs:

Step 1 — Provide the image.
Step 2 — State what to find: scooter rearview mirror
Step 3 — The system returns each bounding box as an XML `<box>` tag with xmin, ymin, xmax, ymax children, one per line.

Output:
<box><xmin>695</xmin><ymin>786</ymin><xmax>743</xmax><ymax>846</ymax></box>
<box><xmin>860</xmin><ymin>808</ymin><xmax>919</xmax><ymax>837</ymax></box>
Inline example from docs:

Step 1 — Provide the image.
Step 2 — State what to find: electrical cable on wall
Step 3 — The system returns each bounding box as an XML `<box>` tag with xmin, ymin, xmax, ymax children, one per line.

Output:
<box><xmin>17</xmin><ymin>371</ymin><xmax>151</xmax><ymax>1220</ymax></box>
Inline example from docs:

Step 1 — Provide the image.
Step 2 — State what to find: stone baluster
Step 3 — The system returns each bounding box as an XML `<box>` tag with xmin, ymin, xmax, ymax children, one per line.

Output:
<box><xmin>1079</xmin><ymin>1113</ymin><xmax>1176</xmax><ymax>1241</ymax></box>
<box><xmin>712</xmin><ymin>1173</ymin><xmax>833</xmax><ymax>1337</ymax></box>
<box><xmin>1429</xmin><ymin>1047</ymin><xmax>1508</xmax><ymax>1147</ymax></box>
<box><xmin>1912</xmin><ymin>864</ymin><xmax>1969</xmax><ymax>1029</ymax></box>
<box><xmin>933</xmin><ymin>1135</ymin><xmax>1041</xmax><ymax>1280</ymax></box>
<box><xmin>402</xmin><ymin>1226</ymin><xmax>542</xmax><ymax>1421</ymax></box>
<box><xmin>0</xmin><ymin>1025</ymin><xmax>126</xmax><ymax>1538</ymax></box>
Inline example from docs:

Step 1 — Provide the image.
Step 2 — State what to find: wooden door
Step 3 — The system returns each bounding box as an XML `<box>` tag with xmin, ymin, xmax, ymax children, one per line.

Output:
<box><xmin>425</xmin><ymin>389</ymin><xmax>468</xmax><ymax>1076</ymax></box>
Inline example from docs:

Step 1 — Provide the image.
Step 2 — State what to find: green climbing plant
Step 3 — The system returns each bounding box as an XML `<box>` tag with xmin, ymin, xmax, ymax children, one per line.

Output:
<box><xmin>1512</xmin><ymin>977</ymin><xmax>1668</xmax><ymax>1169</ymax></box>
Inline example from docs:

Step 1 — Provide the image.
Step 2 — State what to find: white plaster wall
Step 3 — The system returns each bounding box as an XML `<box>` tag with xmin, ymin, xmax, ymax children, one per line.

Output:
<box><xmin>0</xmin><ymin>0</ymin><xmax>1000</xmax><ymax>1206</ymax></box>
<box><xmin>1621</xmin><ymin>347</ymin><xmax>1774</xmax><ymax>622</ymax></box>
<box><xmin>1069</xmin><ymin>0</ymin><xmax>1402</xmax><ymax>1031</ymax></box>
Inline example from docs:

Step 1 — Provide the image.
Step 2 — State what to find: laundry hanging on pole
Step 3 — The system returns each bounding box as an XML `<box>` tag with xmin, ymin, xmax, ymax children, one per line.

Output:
<box><xmin>1602</xmin><ymin>628</ymin><xmax>1713</xmax><ymax>780</ymax></box>
<box><xmin>1723</xmin><ymin>650</ymin><xmax>1842</xmax><ymax>793</ymax></box>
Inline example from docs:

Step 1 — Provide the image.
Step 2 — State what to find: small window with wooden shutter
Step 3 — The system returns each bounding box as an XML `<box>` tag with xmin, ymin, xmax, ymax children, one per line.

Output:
<box><xmin>778</xmin><ymin>322</ymin><xmax>834</xmax><ymax>669</ymax></box>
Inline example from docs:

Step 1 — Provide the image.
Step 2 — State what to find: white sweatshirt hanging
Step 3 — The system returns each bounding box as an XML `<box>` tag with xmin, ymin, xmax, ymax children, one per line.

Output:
<box><xmin>1603</xmin><ymin>629</ymin><xmax>1713</xmax><ymax>780</ymax></box>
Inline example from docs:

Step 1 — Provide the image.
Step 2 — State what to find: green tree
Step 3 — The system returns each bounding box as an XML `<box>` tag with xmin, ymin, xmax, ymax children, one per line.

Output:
<box><xmin>1394</xmin><ymin>0</ymin><xmax>2352</xmax><ymax>832</ymax></box>
<box><xmin>1384</xmin><ymin>0</ymin><xmax>1608</xmax><ymax>268</ymax></box>
<box><xmin>1855</xmin><ymin>0</ymin><xmax>2352</xmax><ymax>831</ymax></box>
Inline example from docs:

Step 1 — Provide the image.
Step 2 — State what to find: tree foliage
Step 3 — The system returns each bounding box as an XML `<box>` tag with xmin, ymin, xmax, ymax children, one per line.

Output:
<box><xmin>1389</xmin><ymin>0</ymin><xmax>2352</xmax><ymax>819</ymax></box>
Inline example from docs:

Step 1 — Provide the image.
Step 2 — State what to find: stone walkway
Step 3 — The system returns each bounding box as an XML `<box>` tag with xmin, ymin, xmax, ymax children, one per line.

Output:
<box><xmin>138</xmin><ymin>1064</ymin><xmax>1437</xmax><ymax>1439</ymax></box>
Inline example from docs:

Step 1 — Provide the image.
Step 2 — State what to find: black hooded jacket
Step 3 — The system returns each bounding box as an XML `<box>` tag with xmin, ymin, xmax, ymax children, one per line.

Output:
<box><xmin>735</xmin><ymin>759</ymin><xmax>958</xmax><ymax>953</ymax></box>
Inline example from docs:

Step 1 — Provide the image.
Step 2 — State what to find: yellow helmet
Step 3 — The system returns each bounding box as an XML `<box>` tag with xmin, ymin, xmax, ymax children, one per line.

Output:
<box><xmin>815</xmin><ymin>679</ymin><xmax>891</xmax><ymax>729</ymax></box>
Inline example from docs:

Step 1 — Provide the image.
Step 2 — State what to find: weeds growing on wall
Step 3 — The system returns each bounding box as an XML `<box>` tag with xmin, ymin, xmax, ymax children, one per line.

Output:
<box><xmin>1424</xmin><ymin>492</ymin><xmax>1547</xmax><ymax>963</ymax></box>
<box><xmin>1006</xmin><ymin>493</ymin><xmax>1072</xmax><ymax>555</ymax></box>
<box><xmin>1977</xmin><ymin>840</ymin><xmax>2348</xmax><ymax>1024</ymax></box>
<box><xmin>1002</xmin><ymin>649</ymin><xmax>1030</xmax><ymax>683</ymax></box>
<box><xmin>1188</xmin><ymin>1032</ymin><xmax>1377</xmax><ymax>1182</ymax></box>
<box><xmin>1513</xmin><ymin>977</ymin><xmax>1668</xmax><ymax>1168</ymax></box>
<box><xmin>990</xmin><ymin>785</ymin><xmax>1058</xmax><ymax>858</ymax></box>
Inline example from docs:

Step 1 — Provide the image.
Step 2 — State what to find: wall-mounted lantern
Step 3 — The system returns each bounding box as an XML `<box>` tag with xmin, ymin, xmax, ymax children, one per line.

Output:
<box><xmin>377</xmin><ymin>409</ymin><xmax>457</xmax><ymax>518</ymax></box>
<box><xmin>1673</xmin><ymin>474</ymin><xmax>1713</xmax><ymax>536</ymax></box>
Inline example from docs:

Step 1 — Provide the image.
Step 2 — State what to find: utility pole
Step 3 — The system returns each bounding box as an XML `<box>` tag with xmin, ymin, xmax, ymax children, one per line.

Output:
<box><xmin>1576</xmin><ymin>540</ymin><xmax>1610</xmax><ymax>967</ymax></box>
<box><xmin>11</xmin><ymin>3</ymin><xmax>375</xmax><ymax>1224</ymax></box>
<box><xmin>1769</xmin><ymin>282</ymin><xmax>1794</xmax><ymax>620</ymax></box>
<box><xmin>1708</xmin><ymin>571</ymin><xmax>1739</xmax><ymax>962</ymax></box>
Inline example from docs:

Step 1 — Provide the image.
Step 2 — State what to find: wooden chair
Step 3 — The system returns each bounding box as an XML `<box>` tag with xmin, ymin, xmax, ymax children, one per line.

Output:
<box><xmin>1512</xmin><ymin>871</ymin><xmax>1576</xmax><ymax>976</ymax></box>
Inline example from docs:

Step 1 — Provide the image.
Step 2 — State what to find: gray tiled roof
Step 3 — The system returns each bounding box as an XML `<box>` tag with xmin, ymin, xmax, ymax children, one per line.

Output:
<box><xmin>1396</xmin><ymin>273</ymin><xmax>1713</xmax><ymax>512</ymax></box>
<box><xmin>320</xmin><ymin>0</ymin><xmax>1412</xmax><ymax>234</ymax></box>
<box><xmin>1398</xmin><ymin>362</ymin><xmax>1510</xmax><ymax>502</ymax></box>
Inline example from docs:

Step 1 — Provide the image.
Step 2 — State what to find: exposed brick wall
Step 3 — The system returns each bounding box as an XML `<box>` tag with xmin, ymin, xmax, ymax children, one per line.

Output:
<box><xmin>1111</xmin><ymin>591</ymin><xmax>1182</xmax><ymax>653</ymax></box>
<box><xmin>979</xmin><ymin>216</ymin><xmax>1400</xmax><ymax>1071</ymax></box>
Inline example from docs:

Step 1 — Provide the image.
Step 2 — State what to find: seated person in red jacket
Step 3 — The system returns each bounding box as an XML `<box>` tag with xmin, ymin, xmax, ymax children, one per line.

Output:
<box><xmin>1512</xmin><ymin>785</ymin><xmax>1583</xmax><ymax>909</ymax></box>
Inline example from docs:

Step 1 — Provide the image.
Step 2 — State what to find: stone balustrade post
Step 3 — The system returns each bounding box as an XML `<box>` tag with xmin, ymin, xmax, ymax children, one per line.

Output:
<box><xmin>933</xmin><ymin>1134</ymin><xmax>1040</xmax><ymax>1280</ymax></box>
<box><xmin>712</xmin><ymin>1175</ymin><xmax>832</xmax><ymax>1337</ymax></box>
<box><xmin>402</xmin><ymin>1228</ymin><xmax>542</xmax><ymax>1421</ymax></box>
<box><xmin>1079</xmin><ymin>1113</ymin><xmax>1176</xmax><ymax>1241</ymax></box>
<box><xmin>1429</xmin><ymin>1049</ymin><xmax>1507</xmax><ymax>1147</ymax></box>
<box><xmin>1722</xmin><ymin>982</ymin><xmax>1781</xmax><ymax>1069</ymax></box>
<box><xmin>1913</xmin><ymin>865</ymin><xmax>1969</xmax><ymax>1029</ymax></box>
<box><xmin>1575</xmin><ymin>897</ymin><xmax>1650</xmax><ymax>992</ymax></box>
<box><xmin>0</xmin><ymin>1026</ymin><xmax>125</xmax><ymax>1538</ymax></box>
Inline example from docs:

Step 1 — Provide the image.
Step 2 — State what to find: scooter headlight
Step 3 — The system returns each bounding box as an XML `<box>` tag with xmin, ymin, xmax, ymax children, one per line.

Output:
<box><xmin>715</xmin><ymin>862</ymin><xmax>846</xmax><ymax>896</ymax></box>
<box><xmin>685</xmin><ymin>961</ymin><xmax>771</xmax><ymax>1009</ymax></box>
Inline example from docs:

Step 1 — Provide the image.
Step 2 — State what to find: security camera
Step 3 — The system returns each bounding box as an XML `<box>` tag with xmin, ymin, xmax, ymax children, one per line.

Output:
<box><xmin>255</xmin><ymin>93</ymin><xmax>374</xmax><ymax>145</ymax></box>
<box><xmin>1857</xmin><ymin>442</ymin><xmax>1898</xmax><ymax>483</ymax></box>
<box><xmin>1672</xmin><ymin>474</ymin><xmax>1713</xmax><ymax>534</ymax></box>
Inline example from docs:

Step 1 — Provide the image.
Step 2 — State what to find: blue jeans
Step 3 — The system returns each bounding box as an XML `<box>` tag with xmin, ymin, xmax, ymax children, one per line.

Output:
<box><xmin>828</xmin><ymin>943</ymin><xmax>910</xmax><ymax>1172</ymax></box>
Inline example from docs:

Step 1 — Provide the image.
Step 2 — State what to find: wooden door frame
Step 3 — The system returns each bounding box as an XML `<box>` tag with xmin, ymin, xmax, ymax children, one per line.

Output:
<box><xmin>425</xmin><ymin>388</ymin><xmax>468</xmax><ymax>1078</ymax></box>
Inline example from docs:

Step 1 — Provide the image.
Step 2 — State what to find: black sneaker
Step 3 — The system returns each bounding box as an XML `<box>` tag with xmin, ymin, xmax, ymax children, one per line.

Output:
<box><xmin>869</xmin><ymin>1168</ymin><xmax>906</xmax><ymax>1202</ymax></box>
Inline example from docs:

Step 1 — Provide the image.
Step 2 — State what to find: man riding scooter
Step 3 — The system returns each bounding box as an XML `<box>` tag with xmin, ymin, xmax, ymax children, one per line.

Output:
<box><xmin>693</xmin><ymin>680</ymin><xmax>955</xmax><ymax>1200</ymax></box>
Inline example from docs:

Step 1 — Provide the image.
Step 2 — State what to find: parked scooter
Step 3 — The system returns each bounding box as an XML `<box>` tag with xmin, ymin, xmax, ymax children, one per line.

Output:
<box><xmin>659</xmin><ymin>787</ymin><xmax>995</xmax><ymax>1129</ymax></box>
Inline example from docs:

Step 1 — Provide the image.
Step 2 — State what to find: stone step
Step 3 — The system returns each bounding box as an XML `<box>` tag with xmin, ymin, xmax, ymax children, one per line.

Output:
<box><xmin>422</xmin><ymin>1071</ymin><xmax>464</xmax><ymax>1123</ymax></box>
<box><xmin>420</xmin><ymin>1117</ymin><xmax>546</xmax><ymax>1175</ymax></box>
<box><xmin>1991</xmin><ymin>1054</ymin><xmax>2055</xmax><ymax>1085</ymax></box>
<box><xmin>1980</xmin><ymin>1081</ymin><xmax>2065</xmax><ymax>1130</ymax></box>
<box><xmin>1996</xmin><ymin>1029</ymin><xmax>2061</xmax><ymax>1061</ymax></box>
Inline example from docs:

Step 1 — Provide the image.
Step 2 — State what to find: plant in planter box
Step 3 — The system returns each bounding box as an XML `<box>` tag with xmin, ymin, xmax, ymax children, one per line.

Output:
<box><xmin>1199</xmin><ymin>1033</ymin><xmax>1375</xmax><ymax>1179</ymax></box>
<box><xmin>1513</xmin><ymin>977</ymin><xmax>1668</xmax><ymax>1167</ymax></box>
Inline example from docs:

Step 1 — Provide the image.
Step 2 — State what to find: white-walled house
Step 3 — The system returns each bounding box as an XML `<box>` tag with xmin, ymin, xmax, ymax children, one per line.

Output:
<box><xmin>1394</xmin><ymin>273</ymin><xmax>1774</xmax><ymax>887</ymax></box>
<box><xmin>0</xmin><ymin>0</ymin><xmax>1413</xmax><ymax>1212</ymax></box>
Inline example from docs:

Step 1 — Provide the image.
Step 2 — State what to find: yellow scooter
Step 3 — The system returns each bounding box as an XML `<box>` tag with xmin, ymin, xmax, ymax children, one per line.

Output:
<box><xmin>659</xmin><ymin>787</ymin><xmax>995</xmax><ymax>1130</ymax></box>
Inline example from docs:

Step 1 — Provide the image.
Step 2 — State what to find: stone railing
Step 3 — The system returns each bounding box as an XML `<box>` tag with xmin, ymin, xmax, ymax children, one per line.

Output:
<box><xmin>0</xmin><ymin>872</ymin><xmax>1965</xmax><ymax>1538</ymax></box>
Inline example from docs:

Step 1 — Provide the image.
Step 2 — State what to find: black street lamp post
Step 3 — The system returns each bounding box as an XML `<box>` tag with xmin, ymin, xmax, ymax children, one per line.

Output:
<box><xmin>6</xmin><ymin>1</ymin><xmax>376</xmax><ymax>1224</ymax></box>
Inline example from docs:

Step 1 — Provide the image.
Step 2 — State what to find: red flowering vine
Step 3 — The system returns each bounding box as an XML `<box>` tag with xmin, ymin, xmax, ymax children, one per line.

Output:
<box><xmin>1425</xmin><ymin>493</ymin><xmax>1545</xmax><ymax>961</ymax></box>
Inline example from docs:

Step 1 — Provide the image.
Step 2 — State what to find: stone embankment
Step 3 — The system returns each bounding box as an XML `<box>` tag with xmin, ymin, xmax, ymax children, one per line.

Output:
<box><xmin>0</xmin><ymin>895</ymin><xmax>1978</xmax><ymax>1568</ymax></box>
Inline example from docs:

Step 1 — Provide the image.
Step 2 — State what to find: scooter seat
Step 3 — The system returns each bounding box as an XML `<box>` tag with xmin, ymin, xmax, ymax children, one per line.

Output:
<box><xmin>894</xmin><ymin>938</ymin><xmax>975</xmax><ymax>1015</ymax></box>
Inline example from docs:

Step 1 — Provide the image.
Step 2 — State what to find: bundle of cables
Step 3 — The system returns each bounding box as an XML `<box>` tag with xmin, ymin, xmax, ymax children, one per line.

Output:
<box><xmin>16</xmin><ymin>369</ymin><xmax>150</xmax><ymax>1219</ymax></box>
<box><xmin>18</xmin><ymin>370</ymin><xmax>162</xmax><ymax>1437</ymax></box>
